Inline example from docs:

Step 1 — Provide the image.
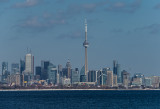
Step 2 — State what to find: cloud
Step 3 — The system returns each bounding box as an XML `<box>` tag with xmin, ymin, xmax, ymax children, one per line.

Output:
<box><xmin>58</xmin><ymin>30</ymin><xmax>83</xmax><ymax>39</ymax></box>
<box><xmin>59</xmin><ymin>1</ymin><xmax>109</xmax><ymax>18</ymax></box>
<box><xmin>12</xmin><ymin>0</ymin><xmax>42</xmax><ymax>8</ymax></box>
<box><xmin>110</xmin><ymin>28</ymin><xmax>124</xmax><ymax>33</ymax></box>
<box><xmin>154</xmin><ymin>3</ymin><xmax>160</xmax><ymax>9</ymax></box>
<box><xmin>17</xmin><ymin>14</ymin><xmax>66</xmax><ymax>32</ymax></box>
<box><xmin>106</xmin><ymin>0</ymin><xmax>142</xmax><ymax>13</ymax></box>
<box><xmin>0</xmin><ymin>0</ymin><xmax>9</xmax><ymax>2</ymax></box>
<box><xmin>135</xmin><ymin>24</ymin><xmax>160</xmax><ymax>34</ymax></box>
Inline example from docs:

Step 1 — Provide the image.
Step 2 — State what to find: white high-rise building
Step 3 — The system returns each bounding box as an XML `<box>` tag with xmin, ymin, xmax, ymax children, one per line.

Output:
<box><xmin>25</xmin><ymin>53</ymin><xmax>34</xmax><ymax>75</ymax></box>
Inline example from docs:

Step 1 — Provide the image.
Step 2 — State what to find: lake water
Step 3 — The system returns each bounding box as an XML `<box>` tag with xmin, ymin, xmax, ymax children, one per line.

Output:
<box><xmin>0</xmin><ymin>90</ymin><xmax>159</xmax><ymax>109</ymax></box>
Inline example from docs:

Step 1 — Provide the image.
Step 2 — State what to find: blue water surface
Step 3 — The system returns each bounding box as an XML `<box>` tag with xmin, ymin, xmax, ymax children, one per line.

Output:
<box><xmin>0</xmin><ymin>90</ymin><xmax>159</xmax><ymax>109</ymax></box>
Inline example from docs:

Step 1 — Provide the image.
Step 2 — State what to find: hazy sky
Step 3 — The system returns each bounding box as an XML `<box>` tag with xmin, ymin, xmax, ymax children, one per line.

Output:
<box><xmin>0</xmin><ymin>0</ymin><xmax>160</xmax><ymax>76</ymax></box>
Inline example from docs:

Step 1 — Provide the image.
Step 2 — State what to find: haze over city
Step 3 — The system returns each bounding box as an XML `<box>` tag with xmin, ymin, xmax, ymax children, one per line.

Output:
<box><xmin>0</xmin><ymin>0</ymin><xmax>160</xmax><ymax>76</ymax></box>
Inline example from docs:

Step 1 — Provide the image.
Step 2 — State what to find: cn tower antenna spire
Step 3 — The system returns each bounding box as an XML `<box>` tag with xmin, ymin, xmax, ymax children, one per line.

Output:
<box><xmin>85</xmin><ymin>18</ymin><xmax>87</xmax><ymax>33</ymax></box>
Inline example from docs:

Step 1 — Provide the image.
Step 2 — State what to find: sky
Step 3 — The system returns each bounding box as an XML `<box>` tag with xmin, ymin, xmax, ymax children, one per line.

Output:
<box><xmin>0</xmin><ymin>0</ymin><xmax>160</xmax><ymax>76</ymax></box>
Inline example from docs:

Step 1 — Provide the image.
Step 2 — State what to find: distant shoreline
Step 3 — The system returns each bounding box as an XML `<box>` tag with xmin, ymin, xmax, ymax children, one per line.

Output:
<box><xmin>0</xmin><ymin>89</ymin><xmax>159</xmax><ymax>91</ymax></box>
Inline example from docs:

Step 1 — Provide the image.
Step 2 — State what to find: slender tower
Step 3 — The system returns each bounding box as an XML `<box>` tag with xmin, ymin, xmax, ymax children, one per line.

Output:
<box><xmin>83</xmin><ymin>19</ymin><xmax>89</xmax><ymax>82</ymax></box>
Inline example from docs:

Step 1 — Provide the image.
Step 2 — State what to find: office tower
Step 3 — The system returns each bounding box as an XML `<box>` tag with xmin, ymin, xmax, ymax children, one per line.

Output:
<box><xmin>25</xmin><ymin>53</ymin><xmax>34</xmax><ymax>75</ymax></box>
<box><xmin>88</xmin><ymin>70</ymin><xmax>96</xmax><ymax>82</ymax></box>
<box><xmin>113</xmin><ymin>60</ymin><xmax>117</xmax><ymax>75</ymax></box>
<box><xmin>41</xmin><ymin>61</ymin><xmax>50</xmax><ymax>80</ymax></box>
<box><xmin>83</xmin><ymin>19</ymin><xmax>89</xmax><ymax>82</ymax></box>
<box><xmin>20</xmin><ymin>59</ymin><xmax>25</xmax><ymax>75</ymax></box>
<box><xmin>48</xmin><ymin>63</ymin><xmax>57</xmax><ymax>85</ymax></box>
<box><xmin>97</xmin><ymin>70</ymin><xmax>102</xmax><ymax>85</ymax></box>
<box><xmin>65</xmin><ymin>60</ymin><xmax>71</xmax><ymax>78</ymax></box>
<box><xmin>62</xmin><ymin>68</ymin><xmax>68</xmax><ymax>78</ymax></box>
<box><xmin>113</xmin><ymin>74</ymin><xmax>117</xmax><ymax>86</ymax></box>
<box><xmin>2</xmin><ymin>62</ymin><xmax>8</xmax><ymax>74</ymax></box>
<box><xmin>58</xmin><ymin>64</ymin><xmax>63</xmax><ymax>81</ymax></box>
<box><xmin>11</xmin><ymin>63</ymin><xmax>19</xmax><ymax>74</ymax></box>
<box><xmin>121</xmin><ymin>70</ymin><xmax>130</xmax><ymax>87</ymax></box>
<box><xmin>80</xmin><ymin>65</ymin><xmax>85</xmax><ymax>82</ymax></box>
<box><xmin>35</xmin><ymin>66</ymin><xmax>41</xmax><ymax>80</ymax></box>
<box><xmin>107</xmin><ymin>70</ymin><xmax>113</xmax><ymax>87</ymax></box>
<box><xmin>71</xmin><ymin>69</ymin><xmax>80</xmax><ymax>84</ymax></box>
<box><xmin>113</xmin><ymin>60</ymin><xmax>121</xmax><ymax>84</ymax></box>
<box><xmin>116</xmin><ymin>64</ymin><xmax>122</xmax><ymax>84</ymax></box>
<box><xmin>2</xmin><ymin>62</ymin><xmax>9</xmax><ymax>82</ymax></box>
<box><xmin>58</xmin><ymin>64</ymin><xmax>62</xmax><ymax>73</ymax></box>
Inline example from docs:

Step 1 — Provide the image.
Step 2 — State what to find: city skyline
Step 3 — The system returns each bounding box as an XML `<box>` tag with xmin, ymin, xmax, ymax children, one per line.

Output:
<box><xmin>0</xmin><ymin>0</ymin><xmax>160</xmax><ymax>76</ymax></box>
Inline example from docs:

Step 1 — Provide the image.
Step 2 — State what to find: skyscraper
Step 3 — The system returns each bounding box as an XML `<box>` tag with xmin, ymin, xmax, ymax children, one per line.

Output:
<box><xmin>65</xmin><ymin>60</ymin><xmax>71</xmax><ymax>79</ymax></box>
<box><xmin>11</xmin><ymin>63</ymin><xmax>19</xmax><ymax>74</ymax></box>
<box><xmin>25</xmin><ymin>53</ymin><xmax>34</xmax><ymax>75</ymax></box>
<box><xmin>117</xmin><ymin>64</ymin><xmax>122</xmax><ymax>84</ymax></box>
<box><xmin>41</xmin><ymin>61</ymin><xmax>50</xmax><ymax>80</ymax></box>
<box><xmin>113</xmin><ymin>60</ymin><xmax>117</xmax><ymax>75</ymax></box>
<box><xmin>121</xmin><ymin>70</ymin><xmax>130</xmax><ymax>88</ymax></box>
<box><xmin>2</xmin><ymin>62</ymin><xmax>9</xmax><ymax>82</ymax></box>
<box><xmin>20</xmin><ymin>59</ymin><xmax>25</xmax><ymax>75</ymax></box>
<box><xmin>48</xmin><ymin>63</ymin><xmax>57</xmax><ymax>85</ymax></box>
<box><xmin>83</xmin><ymin>19</ymin><xmax>89</xmax><ymax>82</ymax></box>
<box><xmin>113</xmin><ymin>60</ymin><xmax>122</xmax><ymax>84</ymax></box>
<box><xmin>35</xmin><ymin>66</ymin><xmax>41</xmax><ymax>80</ymax></box>
<box><xmin>107</xmin><ymin>70</ymin><xmax>113</xmax><ymax>87</ymax></box>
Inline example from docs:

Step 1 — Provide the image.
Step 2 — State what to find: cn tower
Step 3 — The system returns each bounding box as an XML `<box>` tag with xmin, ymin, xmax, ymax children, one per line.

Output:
<box><xmin>83</xmin><ymin>19</ymin><xmax>89</xmax><ymax>82</ymax></box>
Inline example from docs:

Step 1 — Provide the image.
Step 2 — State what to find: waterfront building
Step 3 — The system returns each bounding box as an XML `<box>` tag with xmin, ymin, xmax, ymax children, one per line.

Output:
<box><xmin>58</xmin><ymin>64</ymin><xmax>63</xmax><ymax>78</ymax></box>
<box><xmin>106</xmin><ymin>70</ymin><xmax>113</xmax><ymax>87</ymax></box>
<box><xmin>35</xmin><ymin>66</ymin><xmax>41</xmax><ymax>80</ymax></box>
<box><xmin>20</xmin><ymin>59</ymin><xmax>25</xmax><ymax>75</ymax></box>
<box><xmin>113</xmin><ymin>74</ymin><xmax>117</xmax><ymax>87</ymax></box>
<box><xmin>7</xmin><ymin>73</ymin><xmax>22</xmax><ymax>86</ymax></box>
<box><xmin>71</xmin><ymin>69</ymin><xmax>80</xmax><ymax>84</ymax></box>
<box><xmin>132</xmin><ymin>73</ymin><xmax>145</xmax><ymax>86</ymax></box>
<box><xmin>22</xmin><ymin>71</ymin><xmax>32</xmax><ymax>86</ymax></box>
<box><xmin>121</xmin><ymin>70</ymin><xmax>130</xmax><ymax>87</ymax></box>
<box><xmin>145</xmin><ymin>77</ymin><xmax>152</xmax><ymax>87</ymax></box>
<box><xmin>131</xmin><ymin>78</ymin><xmax>142</xmax><ymax>86</ymax></box>
<box><xmin>65</xmin><ymin>60</ymin><xmax>71</xmax><ymax>79</ymax></box>
<box><xmin>151</xmin><ymin>76</ymin><xmax>159</xmax><ymax>88</ymax></box>
<box><xmin>112</xmin><ymin>60</ymin><xmax>121</xmax><ymax>84</ymax></box>
<box><xmin>113</xmin><ymin>60</ymin><xmax>117</xmax><ymax>75</ymax></box>
<box><xmin>2</xmin><ymin>62</ymin><xmax>9</xmax><ymax>82</ymax></box>
<box><xmin>88</xmin><ymin>70</ymin><xmax>96</xmax><ymax>82</ymax></box>
<box><xmin>11</xmin><ymin>63</ymin><xmax>19</xmax><ymax>74</ymax></box>
<box><xmin>62</xmin><ymin>77</ymin><xmax>71</xmax><ymax>86</ymax></box>
<box><xmin>48</xmin><ymin>63</ymin><xmax>57</xmax><ymax>85</ymax></box>
<box><xmin>116</xmin><ymin>64</ymin><xmax>122</xmax><ymax>84</ymax></box>
<box><xmin>80</xmin><ymin>65</ymin><xmax>86</xmax><ymax>82</ymax></box>
<box><xmin>25</xmin><ymin>53</ymin><xmax>34</xmax><ymax>75</ymax></box>
<box><xmin>41</xmin><ymin>61</ymin><xmax>50</xmax><ymax>80</ymax></box>
<box><xmin>97</xmin><ymin>70</ymin><xmax>102</xmax><ymax>85</ymax></box>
